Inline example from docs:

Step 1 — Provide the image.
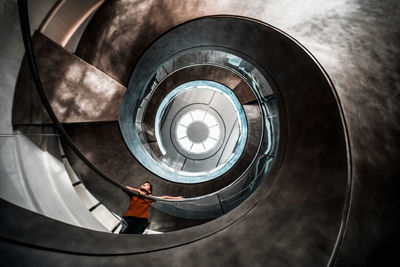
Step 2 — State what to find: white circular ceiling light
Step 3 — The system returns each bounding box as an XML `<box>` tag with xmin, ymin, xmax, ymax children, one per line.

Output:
<box><xmin>176</xmin><ymin>109</ymin><xmax>221</xmax><ymax>154</ymax></box>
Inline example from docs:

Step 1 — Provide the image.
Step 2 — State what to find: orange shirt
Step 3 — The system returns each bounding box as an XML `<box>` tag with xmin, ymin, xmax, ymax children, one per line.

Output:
<box><xmin>123</xmin><ymin>195</ymin><xmax>152</xmax><ymax>221</ymax></box>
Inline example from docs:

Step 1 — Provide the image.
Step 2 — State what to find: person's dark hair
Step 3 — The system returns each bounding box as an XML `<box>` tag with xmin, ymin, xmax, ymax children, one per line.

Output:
<box><xmin>143</xmin><ymin>181</ymin><xmax>152</xmax><ymax>194</ymax></box>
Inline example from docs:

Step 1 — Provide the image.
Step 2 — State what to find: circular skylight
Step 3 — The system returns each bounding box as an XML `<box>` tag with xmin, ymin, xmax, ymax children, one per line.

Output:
<box><xmin>129</xmin><ymin>79</ymin><xmax>249</xmax><ymax>183</ymax></box>
<box><xmin>176</xmin><ymin>109</ymin><xmax>221</xmax><ymax>154</ymax></box>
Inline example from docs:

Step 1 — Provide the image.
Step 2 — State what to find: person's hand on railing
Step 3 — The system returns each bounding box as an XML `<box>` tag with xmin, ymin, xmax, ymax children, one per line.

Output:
<box><xmin>122</xmin><ymin>184</ymin><xmax>184</xmax><ymax>201</ymax></box>
<box><xmin>160</xmin><ymin>196</ymin><xmax>184</xmax><ymax>200</ymax></box>
<box><xmin>124</xmin><ymin>186</ymin><xmax>148</xmax><ymax>197</ymax></box>
<box><xmin>148</xmin><ymin>195</ymin><xmax>184</xmax><ymax>202</ymax></box>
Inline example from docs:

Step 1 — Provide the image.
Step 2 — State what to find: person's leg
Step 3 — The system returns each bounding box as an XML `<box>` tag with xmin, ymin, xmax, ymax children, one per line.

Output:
<box><xmin>132</xmin><ymin>218</ymin><xmax>148</xmax><ymax>234</ymax></box>
<box><xmin>120</xmin><ymin>217</ymin><xmax>135</xmax><ymax>234</ymax></box>
<box><xmin>120</xmin><ymin>217</ymin><xmax>148</xmax><ymax>234</ymax></box>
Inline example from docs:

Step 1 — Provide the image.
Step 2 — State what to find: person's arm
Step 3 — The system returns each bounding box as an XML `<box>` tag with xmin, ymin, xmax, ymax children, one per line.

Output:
<box><xmin>123</xmin><ymin>186</ymin><xmax>147</xmax><ymax>197</ymax></box>
<box><xmin>159</xmin><ymin>195</ymin><xmax>184</xmax><ymax>200</ymax></box>
<box><xmin>148</xmin><ymin>195</ymin><xmax>183</xmax><ymax>202</ymax></box>
<box><xmin>123</xmin><ymin>186</ymin><xmax>183</xmax><ymax>200</ymax></box>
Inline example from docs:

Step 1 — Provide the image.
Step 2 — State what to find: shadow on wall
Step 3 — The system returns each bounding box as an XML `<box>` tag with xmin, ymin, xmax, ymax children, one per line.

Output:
<box><xmin>12</xmin><ymin>32</ymin><xmax>126</xmax><ymax>125</ymax></box>
<box><xmin>76</xmin><ymin>0</ymin><xmax>185</xmax><ymax>85</ymax></box>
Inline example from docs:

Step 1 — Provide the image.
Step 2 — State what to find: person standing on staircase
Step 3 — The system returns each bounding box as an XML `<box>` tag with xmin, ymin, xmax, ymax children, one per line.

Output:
<box><xmin>120</xmin><ymin>181</ymin><xmax>183</xmax><ymax>234</ymax></box>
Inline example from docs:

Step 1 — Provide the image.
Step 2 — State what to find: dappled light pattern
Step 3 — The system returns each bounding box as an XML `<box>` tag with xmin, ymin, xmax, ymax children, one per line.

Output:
<box><xmin>13</xmin><ymin>32</ymin><xmax>126</xmax><ymax>124</ymax></box>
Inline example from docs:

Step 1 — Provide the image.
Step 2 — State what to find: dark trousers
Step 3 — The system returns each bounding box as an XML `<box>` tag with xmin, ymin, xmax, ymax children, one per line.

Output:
<box><xmin>120</xmin><ymin>216</ymin><xmax>149</xmax><ymax>234</ymax></box>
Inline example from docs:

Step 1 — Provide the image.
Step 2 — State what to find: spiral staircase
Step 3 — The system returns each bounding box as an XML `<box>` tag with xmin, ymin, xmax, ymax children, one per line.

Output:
<box><xmin>0</xmin><ymin>0</ymin><xmax>399</xmax><ymax>266</ymax></box>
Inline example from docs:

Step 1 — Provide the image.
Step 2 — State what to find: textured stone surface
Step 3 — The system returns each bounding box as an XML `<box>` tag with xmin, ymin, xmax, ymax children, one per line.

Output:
<box><xmin>13</xmin><ymin>31</ymin><xmax>126</xmax><ymax>124</ymax></box>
